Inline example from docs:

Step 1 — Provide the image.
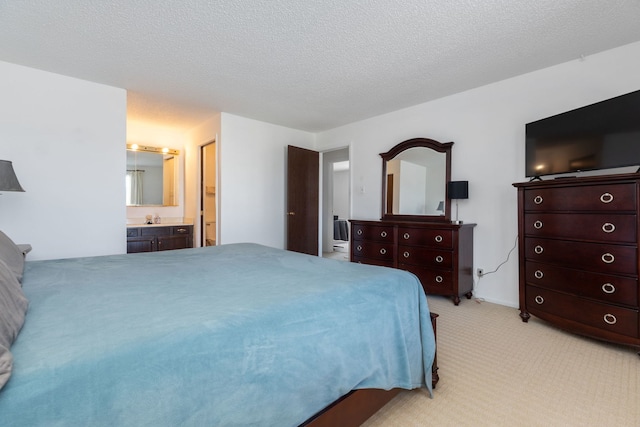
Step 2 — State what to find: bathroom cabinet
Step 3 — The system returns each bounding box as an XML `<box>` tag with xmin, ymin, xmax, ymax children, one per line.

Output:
<box><xmin>126</xmin><ymin>225</ymin><xmax>193</xmax><ymax>253</ymax></box>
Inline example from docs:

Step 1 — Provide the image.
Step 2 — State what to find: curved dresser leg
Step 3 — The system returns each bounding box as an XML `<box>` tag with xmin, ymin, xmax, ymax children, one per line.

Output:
<box><xmin>452</xmin><ymin>295</ymin><xmax>461</xmax><ymax>305</ymax></box>
<box><xmin>519</xmin><ymin>311</ymin><xmax>530</xmax><ymax>323</ymax></box>
<box><xmin>465</xmin><ymin>291</ymin><xmax>472</xmax><ymax>299</ymax></box>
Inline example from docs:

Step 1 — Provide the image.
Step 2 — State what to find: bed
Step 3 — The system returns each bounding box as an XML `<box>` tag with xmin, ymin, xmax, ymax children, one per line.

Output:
<box><xmin>0</xmin><ymin>240</ymin><xmax>436</xmax><ymax>426</ymax></box>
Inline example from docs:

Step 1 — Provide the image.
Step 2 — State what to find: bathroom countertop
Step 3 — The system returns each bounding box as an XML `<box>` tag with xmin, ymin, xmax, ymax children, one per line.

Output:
<box><xmin>126</xmin><ymin>223</ymin><xmax>193</xmax><ymax>228</ymax></box>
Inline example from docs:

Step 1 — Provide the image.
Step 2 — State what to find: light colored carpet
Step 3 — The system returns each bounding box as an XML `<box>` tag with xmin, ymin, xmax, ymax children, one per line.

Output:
<box><xmin>363</xmin><ymin>296</ymin><xmax>640</xmax><ymax>427</ymax></box>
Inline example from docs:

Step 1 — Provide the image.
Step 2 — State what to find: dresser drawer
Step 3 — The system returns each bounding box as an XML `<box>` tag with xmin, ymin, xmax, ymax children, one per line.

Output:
<box><xmin>526</xmin><ymin>285</ymin><xmax>638</xmax><ymax>338</ymax></box>
<box><xmin>525</xmin><ymin>237</ymin><xmax>637</xmax><ymax>276</ymax></box>
<box><xmin>351</xmin><ymin>224</ymin><xmax>394</xmax><ymax>243</ymax></box>
<box><xmin>525</xmin><ymin>261</ymin><xmax>638</xmax><ymax>307</ymax></box>
<box><xmin>141</xmin><ymin>226</ymin><xmax>166</xmax><ymax>236</ymax></box>
<box><xmin>524</xmin><ymin>183</ymin><xmax>636</xmax><ymax>212</ymax></box>
<box><xmin>352</xmin><ymin>241</ymin><xmax>394</xmax><ymax>261</ymax></box>
<box><xmin>400</xmin><ymin>263</ymin><xmax>453</xmax><ymax>294</ymax></box>
<box><xmin>171</xmin><ymin>225</ymin><xmax>192</xmax><ymax>235</ymax></box>
<box><xmin>398</xmin><ymin>227</ymin><xmax>453</xmax><ymax>249</ymax></box>
<box><xmin>398</xmin><ymin>245</ymin><xmax>452</xmax><ymax>269</ymax></box>
<box><xmin>523</xmin><ymin>213</ymin><xmax>637</xmax><ymax>243</ymax></box>
<box><xmin>126</xmin><ymin>228</ymin><xmax>139</xmax><ymax>238</ymax></box>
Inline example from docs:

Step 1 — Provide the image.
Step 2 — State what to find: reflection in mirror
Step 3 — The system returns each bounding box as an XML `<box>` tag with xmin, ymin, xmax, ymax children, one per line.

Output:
<box><xmin>381</xmin><ymin>138</ymin><xmax>453</xmax><ymax>222</ymax></box>
<box><xmin>126</xmin><ymin>144</ymin><xmax>180</xmax><ymax>206</ymax></box>
<box><xmin>386</xmin><ymin>147</ymin><xmax>446</xmax><ymax>215</ymax></box>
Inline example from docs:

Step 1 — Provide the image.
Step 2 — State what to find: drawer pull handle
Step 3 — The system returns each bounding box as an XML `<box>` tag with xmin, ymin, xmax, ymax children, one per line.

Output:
<box><xmin>435</xmin><ymin>275</ymin><xmax>443</xmax><ymax>283</ymax></box>
<box><xmin>177</xmin><ymin>228</ymin><xmax>187</xmax><ymax>233</ymax></box>
<box><xmin>603</xmin><ymin>314</ymin><xmax>617</xmax><ymax>325</ymax></box>
<box><xmin>533</xmin><ymin>195</ymin><xmax>543</xmax><ymax>205</ymax></box>
<box><xmin>380</xmin><ymin>231</ymin><xmax>387</xmax><ymax>238</ymax></box>
<box><xmin>601</xmin><ymin>253</ymin><xmax>615</xmax><ymax>264</ymax></box>
<box><xmin>534</xmin><ymin>270</ymin><xmax>544</xmax><ymax>279</ymax></box>
<box><xmin>534</xmin><ymin>295</ymin><xmax>544</xmax><ymax>304</ymax></box>
<box><xmin>600</xmin><ymin>193</ymin><xmax>614</xmax><ymax>204</ymax></box>
<box><xmin>534</xmin><ymin>245</ymin><xmax>544</xmax><ymax>255</ymax></box>
<box><xmin>435</xmin><ymin>235</ymin><xmax>443</xmax><ymax>243</ymax></box>
<box><xmin>403</xmin><ymin>251</ymin><xmax>410</xmax><ymax>258</ymax></box>
<box><xmin>380</xmin><ymin>248</ymin><xmax>387</xmax><ymax>255</ymax></box>
<box><xmin>357</xmin><ymin>229</ymin><xmax>363</xmax><ymax>235</ymax></box>
<box><xmin>601</xmin><ymin>283</ymin><xmax>616</xmax><ymax>294</ymax></box>
<box><xmin>533</xmin><ymin>220</ymin><xmax>543</xmax><ymax>229</ymax></box>
<box><xmin>403</xmin><ymin>232</ymin><xmax>410</xmax><ymax>240</ymax></box>
<box><xmin>435</xmin><ymin>255</ymin><xmax>444</xmax><ymax>263</ymax></box>
<box><xmin>602</xmin><ymin>223</ymin><xmax>615</xmax><ymax>233</ymax></box>
<box><xmin>356</xmin><ymin>245</ymin><xmax>362</xmax><ymax>251</ymax></box>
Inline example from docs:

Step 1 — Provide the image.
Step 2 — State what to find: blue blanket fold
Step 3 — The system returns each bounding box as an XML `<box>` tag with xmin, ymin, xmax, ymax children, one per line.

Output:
<box><xmin>0</xmin><ymin>243</ymin><xmax>435</xmax><ymax>426</ymax></box>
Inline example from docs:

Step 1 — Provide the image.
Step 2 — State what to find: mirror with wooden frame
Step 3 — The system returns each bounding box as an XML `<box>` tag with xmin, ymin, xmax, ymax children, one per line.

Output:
<box><xmin>380</xmin><ymin>138</ymin><xmax>453</xmax><ymax>222</ymax></box>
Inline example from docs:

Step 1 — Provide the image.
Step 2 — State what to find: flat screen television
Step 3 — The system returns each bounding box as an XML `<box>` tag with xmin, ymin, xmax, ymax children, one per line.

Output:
<box><xmin>525</xmin><ymin>89</ymin><xmax>640</xmax><ymax>178</ymax></box>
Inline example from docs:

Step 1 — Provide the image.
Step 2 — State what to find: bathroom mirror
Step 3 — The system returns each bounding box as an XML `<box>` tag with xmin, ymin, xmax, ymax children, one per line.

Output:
<box><xmin>380</xmin><ymin>138</ymin><xmax>452</xmax><ymax>222</ymax></box>
<box><xmin>126</xmin><ymin>144</ymin><xmax>180</xmax><ymax>207</ymax></box>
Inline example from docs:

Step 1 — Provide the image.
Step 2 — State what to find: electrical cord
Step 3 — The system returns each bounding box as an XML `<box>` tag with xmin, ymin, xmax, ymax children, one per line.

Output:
<box><xmin>473</xmin><ymin>234</ymin><xmax>518</xmax><ymax>302</ymax></box>
<box><xmin>481</xmin><ymin>234</ymin><xmax>518</xmax><ymax>277</ymax></box>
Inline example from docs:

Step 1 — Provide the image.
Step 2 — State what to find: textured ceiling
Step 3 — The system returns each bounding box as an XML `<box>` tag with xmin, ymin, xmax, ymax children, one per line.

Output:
<box><xmin>1</xmin><ymin>1</ymin><xmax>640</xmax><ymax>132</ymax></box>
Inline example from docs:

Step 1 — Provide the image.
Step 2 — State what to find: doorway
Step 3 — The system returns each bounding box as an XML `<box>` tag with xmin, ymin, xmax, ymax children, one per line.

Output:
<box><xmin>321</xmin><ymin>147</ymin><xmax>350</xmax><ymax>261</ymax></box>
<box><xmin>200</xmin><ymin>141</ymin><xmax>217</xmax><ymax>246</ymax></box>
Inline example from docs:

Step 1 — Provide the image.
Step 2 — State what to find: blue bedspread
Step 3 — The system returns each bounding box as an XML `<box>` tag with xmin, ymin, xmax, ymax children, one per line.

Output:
<box><xmin>0</xmin><ymin>243</ymin><xmax>435</xmax><ymax>426</ymax></box>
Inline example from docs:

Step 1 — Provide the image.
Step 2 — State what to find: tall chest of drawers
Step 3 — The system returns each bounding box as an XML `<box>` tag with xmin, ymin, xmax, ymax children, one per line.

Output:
<box><xmin>514</xmin><ymin>174</ymin><xmax>640</xmax><ymax>350</ymax></box>
<box><xmin>349</xmin><ymin>219</ymin><xmax>475</xmax><ymax>305</ymax></box>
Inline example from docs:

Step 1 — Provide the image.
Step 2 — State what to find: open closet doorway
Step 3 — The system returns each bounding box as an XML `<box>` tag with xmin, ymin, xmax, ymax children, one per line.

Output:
<box><xmin>200</xmin><ymin>141</ymin><xmax>217</xmax><ymax>246</ymax></box>
<box><xmin>321</xmin><ymin>147</ymin><xmax>350</xmax><ymax>261</ymax></box>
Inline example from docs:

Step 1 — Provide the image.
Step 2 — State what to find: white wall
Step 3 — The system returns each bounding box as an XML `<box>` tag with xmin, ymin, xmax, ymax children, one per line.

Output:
<box><xmin>0</xmin><ymin>60</ymin><xmax>126</xmax><ymax>260</ymax></box>
<box><xmin>333</xmin><ymin>170</ymin><xmax>349</xmax><ymax>220</ymax></box>
<box><xmin>218</xmin><ymin>113</ymin><xmax>315</xmax><ymax>249</ymax></box>
<box><xmin>316</xmin><ymin>41</ymin><xmax>640</xmax><ymax>307</ymax></box>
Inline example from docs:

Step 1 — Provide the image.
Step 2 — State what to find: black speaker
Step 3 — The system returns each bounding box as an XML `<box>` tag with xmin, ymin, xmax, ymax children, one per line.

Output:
<box><xmin>448</xmin><ymin>181</ymin><xmax>469</xmax><ymax>199</ymax></box>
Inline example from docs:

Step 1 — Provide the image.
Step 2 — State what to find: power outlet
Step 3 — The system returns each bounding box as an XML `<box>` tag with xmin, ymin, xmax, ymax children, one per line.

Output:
<box><xmin>476</xmin><ymin>268</ymin><xmax>484</xmax><ymax>277</ymax></box>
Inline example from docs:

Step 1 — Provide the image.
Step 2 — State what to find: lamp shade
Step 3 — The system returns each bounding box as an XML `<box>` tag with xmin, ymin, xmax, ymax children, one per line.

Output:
<box><xmin>448</xmin><ymin>181</ymin><xmax>468</xmax><ymax>200</ymax></box>
<box><xmin>0</xmin><ymin>160</ymin><xmax>25</xmax><ymax>192</ymax></box>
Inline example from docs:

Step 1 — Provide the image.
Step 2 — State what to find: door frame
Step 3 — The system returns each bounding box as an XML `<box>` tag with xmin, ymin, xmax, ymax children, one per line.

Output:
<box><xmin>199</xmin><ymin>139</ymin><xmax>217</xmax><ymax>247</ymax></box>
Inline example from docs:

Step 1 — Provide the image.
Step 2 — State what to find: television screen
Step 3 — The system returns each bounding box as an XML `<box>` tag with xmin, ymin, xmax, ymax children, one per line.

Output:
<box><xmin>525</xmin><ymin>90</ymin><xmax>640</xmax><ymax>177</ymax></box>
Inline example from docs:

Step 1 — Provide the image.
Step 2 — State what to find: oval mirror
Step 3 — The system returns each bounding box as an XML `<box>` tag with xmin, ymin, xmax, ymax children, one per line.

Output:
<box><xmin>380</xmin><ymin>138</ymin><xmax>452</xmax><ymax>222</ymax></box>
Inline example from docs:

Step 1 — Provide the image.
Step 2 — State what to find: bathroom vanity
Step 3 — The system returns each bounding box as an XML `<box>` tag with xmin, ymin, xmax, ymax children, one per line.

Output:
<box><xmin>126</xmin><ymin>224</ymin><xmax>193</xmax><ymax>253</ymax></box>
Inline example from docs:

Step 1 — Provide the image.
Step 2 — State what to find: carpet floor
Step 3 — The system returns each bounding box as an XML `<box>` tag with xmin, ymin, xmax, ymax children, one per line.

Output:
<box><xmin>363</xmin><ymin>295</ymin><xmax>640</xmax><ymax>427</ymax></box>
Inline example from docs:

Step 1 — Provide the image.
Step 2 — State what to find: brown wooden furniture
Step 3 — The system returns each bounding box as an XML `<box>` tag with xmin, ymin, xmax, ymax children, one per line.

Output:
<box><xmin>514</xmin><ymin>173</ymin><xmax>640</xmax><ymax>352</ymax></box>
<box><xmin>306</xmin><ymin>137</ymin><xmax>450</xmax><ymax>426</ymax></box>
<box><xmin>302</xmin><ymin>313</ymin><xmax>439</xmax><ymax>427</ymax></box>
<box><xmin>350</xmin><ymin>219</ymin><xmax>475</xmax><ymax>305</ymax></box>
<box><xmin>126</xmin><ymin>225</ymin><xmax>193</xmax><ymax>253</ymax></box>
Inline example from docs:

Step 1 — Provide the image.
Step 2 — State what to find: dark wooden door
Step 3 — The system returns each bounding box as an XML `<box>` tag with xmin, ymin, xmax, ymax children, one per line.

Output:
<box><xmin>287</xmin><ymin>145</ymin><xmax>319</xmax><ymax>255</ymax></box>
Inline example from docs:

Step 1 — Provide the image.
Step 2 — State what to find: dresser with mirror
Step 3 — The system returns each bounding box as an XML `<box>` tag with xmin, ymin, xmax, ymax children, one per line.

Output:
<box><xmin>350</xmin><ymin>138</ymin><xmax>475</xmax><ymax>305</ymax></box>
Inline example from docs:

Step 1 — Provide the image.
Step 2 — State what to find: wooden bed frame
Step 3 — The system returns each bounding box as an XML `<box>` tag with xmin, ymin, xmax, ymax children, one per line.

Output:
<box><xmin>302</xmin><ymin>312</ymin><xmax>439</xmax><ymax>427</ymax></box>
